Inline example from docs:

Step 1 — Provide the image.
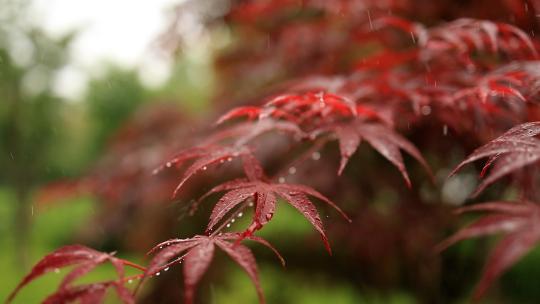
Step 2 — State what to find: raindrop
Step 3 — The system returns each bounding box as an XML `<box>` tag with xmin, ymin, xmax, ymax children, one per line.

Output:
<box><xmin>367</xmin><ymin>9</ymin><xmax>373</xmax><ymax>30</ymax></box>
<box><xmin>421</xmin><ymin>105</ymin><xmax>431</xmax><ymax>116</ymax></box>
<box><xmin>128</xmin><ymin>279</ymin><xmax>133</xmax><ymax>284</ymax></box>
<box><xmin>312</xmin><ymin>152</ymin><xmax>321</xmax><ymax>160</ymax></box>
<box><xmin>164</xmin><ymin>267</ymin><xmax>170</xmax><ymax>272</ymax></box>
<box><xmin>248</xmin><ymin>202</ymin><xmax>254</xmax><ymax>207</ymax></box>
<box><xmin>237</xmin><ymin>212</ymin><xmax>243</xmax><ymax>218</ymax></box>
<box><xmin>226</xmin><ymin>223</ymin><xmax>231</xmax><ymax>228</ymax></box>
<box><xmin>288</xmin><ymin>167</ymin><xmax>297</xmax><ymax>175</ymax></box>
<box><xmin>156</xmin><ymin>272</ymin><xmax>161</xmax><ymax>276</ymax></box>
<box><xmin>231</xmin><ymin>219</ymin><xmax>235</xmax><ymax>223</ymax></box>
<box><xmin>278</xmin><ymin>177</ymin><xmax>286</xmax><ymax>183</ymax></box>
<box><xmin>220</xmin><ymin>159</ymin><xmax>225</xmax><ymax>164</ymax></box>
<box><xmin>159</xmin><ymin>246</ymin><xmax>163</xmax><ymax>249</ymax></box>
<box><xmin>227</xmin><ymin>157</ymin><xmax>233</xmax><ymax>162</ymax></box>
<box><xmin>166</xmin><ymin>162</ymin><xmax>172</xmax><ymax>168</ymax></box>
<box><xmin>202</xmin><ymin>166</ymin><xmax>207</xmax><ymax>171</ymax></box>
<box><xmin>443</xmin><ymin>124</ymin><xmax>448</xmax><ymax>136</ymax></box>
<box><xmin>54</xmin><ymin>268</ymin><xmax>60</xmax><ymax>274</ymax></box>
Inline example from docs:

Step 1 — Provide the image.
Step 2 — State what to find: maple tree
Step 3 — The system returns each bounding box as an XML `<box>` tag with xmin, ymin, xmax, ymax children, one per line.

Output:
<box><xmin>10</xmin><ymin>0</ymin><xmax>540</xmax><ymax>303</ymax></box>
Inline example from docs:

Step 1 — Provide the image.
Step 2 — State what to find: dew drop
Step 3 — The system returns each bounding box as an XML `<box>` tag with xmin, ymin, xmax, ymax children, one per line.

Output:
<box><xmin>443</xmin><ymin>124</ymin><xmax>448</xmax><ymax>136</ymax></box>
<box><xmin>227</xmin><ymin>157</ymin><xmax>233</xmax><ymax>162</ymax></box>
<box><xmin>231</xmin><ymin>219</ymin><xmax>235</xmax><ymax>223</ymax></box>
<box><xmin>202</xmin><ymin>166</ymin><xmax>207</xmax><ymax>171</ymax></box>
<box><xmin>237</xmin><ymin>212</ymin><xmax>243</xmax><ymax>218</ymax></box>
<box><xmin>166</xmin><ymin>162</ymin><xmax>172</xmax><ymax>168</ymax></box>
<box><xmin>248</xmin><ymin>202</ymin><xmax>254</xmax><ymax>207</ymax></box>
<box><xmin>226</xmin><ymin>223</ymin><xmax>231</xmax><ymax>228</ymax></box>
<box><xmin>128</xmin><ymin>279</ymin><xmax>133</xmax><ymax>284</ymax></box>
<box><xmin>278</xmin><ymin>177</ymin><xmax>286</xmax><ymax>183</ymax></box>
<box><xmin>367</xmin><ymin>9</ymin><xmax>373</xmax><ymax>30</ymax></box>
<box><xmin>421</xmin><ymin>105</ymin><xmax>431</xmax><ymax>116</ymax></box>
<box><xmin>164</xmin><ymin>267</ymin><xmax>170</xmax><ymax>272</ymax></box>
<box><xmin>312</xmin><ymin>152</ymin><xmax>321</xmax><ymax>160</ymax></box>
<box><xmin>156</xmin><ymin>272</ymin><xmax>160</xmax><ymax>276</ymax></box>
<box><xmin>288</xmin><ymin>167</ymin><xmax>297</xmax><ymax>175</ymax></box>
<box><xmin>54</xmin><ymin>268</ymin><xmax>60</xmax><ymax>274</ymax></box>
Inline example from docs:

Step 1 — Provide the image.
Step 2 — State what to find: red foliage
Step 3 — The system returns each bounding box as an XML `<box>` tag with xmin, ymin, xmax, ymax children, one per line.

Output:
<box><xmin>13</xmin><ymin>1</ymin><xmax>540</xmax><ymax>303</ymax></box>
<box><xmin>451</xmin><ymin>122</ymin><xmax>540</xmax><ymax>196</ymax></box>
<box><xmin>436</xmin><ymin>201</ymin><xmax>540</xmax><ymax>300</ymax></box>
<box><xmin>7</xmin><ymin>245</ymin><xmax>144</xmax><ymax>304</ymax></box>
<box><xmin>144</xmin><ymin>233</ymin><xmax>284</xmax><ymax>304</ymax></box>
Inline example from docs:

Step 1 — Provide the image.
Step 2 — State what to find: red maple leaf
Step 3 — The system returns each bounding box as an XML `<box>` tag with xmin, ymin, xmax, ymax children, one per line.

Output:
<box><xmin>42</xmin><ymin>282</ymin><xmax>134</xmax><ymax>304</ymax></box>
<box><xmin>155</xmin><ymin>119</ymin><xmax>306</xmax><ymax>198</ymax></box>
<box><xmin>199</xmin><ymin>176</ymin><xmax>351</xmax><ymax>253</ymax></box>
<box><xmin>217</xmin><ymin>92</ymin><xmax>357</xmax><ymax>126</ymax></box>
<box><xmin>208</xmin><ymin>119</ymin><xmax>306</xmax><ymax>146</ymax></box>
<box><xmin>153</xmin><ymin>145</ymin><xmax>253</xmax><ymax>197</ymax></box>
<box><xmin>436</xmin><ymin>201</ymin><xmax>540</xmax><ymax>300</ymax></box>
<box><xmin>313</xmin><ymin>120</ymin><xmax>431</xmax><ymax>184</ymax></box>
<box><xmin>7</xmin><ymin>245</ymin><xmax>144</xmax><ymax>304</ymax></box>
<box><xmin>377</xmin><ymin>16</ymin><xmax>538</xmax><ymax>60</ymax></box>
<box><xmin>144</xmin><ymin>233</ymin><xmax>284</xmax><ymax>304</ymax></box>
<box><xmin>450</xmin><ymin>122</ymin><xmax>540</xmax><ymax>196</ymax></box>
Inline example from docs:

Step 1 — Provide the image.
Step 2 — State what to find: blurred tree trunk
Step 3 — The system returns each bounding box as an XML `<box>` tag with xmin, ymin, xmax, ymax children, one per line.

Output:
<box><xmin>6</xmin><ymin>80</ymin><xmax>31</xmax><ymax>268</ymax></box>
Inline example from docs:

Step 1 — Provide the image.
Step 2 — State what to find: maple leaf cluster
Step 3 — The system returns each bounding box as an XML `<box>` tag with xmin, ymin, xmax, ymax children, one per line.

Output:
<box><xmin>11</xmin><ymin>0</ymin><xmax>540</xmax><ymax>303</ymax></box>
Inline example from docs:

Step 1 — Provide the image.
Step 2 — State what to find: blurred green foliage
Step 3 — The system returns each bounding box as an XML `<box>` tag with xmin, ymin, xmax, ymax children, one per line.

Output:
<box><xmin>214</xmin><ymin>265</ymin><xmax>417</xmax><ymax>304</ymax></box>
<box><xmin>86</xmin><ymin>67</ymin><xmax>147</xmax><ymax>156</ymax></box>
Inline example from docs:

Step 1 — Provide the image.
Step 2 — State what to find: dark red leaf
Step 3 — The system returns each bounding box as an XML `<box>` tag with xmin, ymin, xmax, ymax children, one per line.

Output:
<box><xmin>277</xmin><ymin>191</ymin><xmax>332</xmax><ymax>253</ymax></box>
<box><xmin>216</xmin><ymin>106</ymin><xmax>262</xmax><ymax>124</ymax></box>
<box><xmin>220</xmin><ymin>233</ymin><xmax>286</xmax><ymax>267</ymax></box>
<box><xmin>451</xmin><ymin>122</ymin><xmax>540</xmax><ymax>196</ymax></box>
<box><xmin>183</xmin><ymin>239</ymin><xmax>215</xmax><ymax>304</ymax></box>
<box><xmin>215</xmin><ymin>240</ymin><xmax>265</xmax><ymax>303</ymax></box>
<box><xmin>473</xmin><ymin>229</ymin><xmax>540</xmax><ymax>300</ymax></box>
<box><xmin>145</xmin><ymin>241</ymin><xmax>198</xmax><ymax>276</ymax></box>
<box><xmin>8</xmin><ymin>245</ymin><xmax>142</xmax><ymax>304</ymax></box>
<box><xmin>8</xmin><ymin>245</ymin><xmax>108</xmax><ymax>303</ymax></box>
<box><xmin>208</xmin><ymin>187</ymin><xmax>258</xmax><ymax>230</ymax></box>
<box><xmin>333</xmin><ymin>124</ymin><xmax>361</xmax><ymax>175</ymax></box>
<box><xmin>165</xmin><ymin>145</ymin><xmax>251</xmax><ymax>197</ymax></box>
<box><xmin>43</xmin><ymin>283</ymin><xmax>108</xmax><ymax>304</ymax></box>
<box><xmin>201</xmin><ymin>179</ymin><xmax>350</xmax><ymax>252</ymax></box>
<box><xmin>315</xmin><ymin>121</ymin><xmax>431</xmax><ymax>185</ymax></box>
<box><xmin>437</xmin><ymin>201</ymin><xmax>540</xmax><ymax>299</ymax></box>
<box><xmin>147</xmin><ymin>234</ymin><xmax>278</xmax><ymax>304</ymax></box>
